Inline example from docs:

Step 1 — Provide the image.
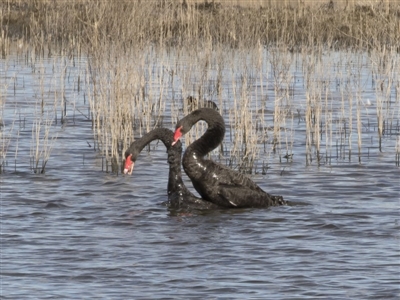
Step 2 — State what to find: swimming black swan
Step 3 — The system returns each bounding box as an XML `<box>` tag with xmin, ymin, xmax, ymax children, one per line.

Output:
<box><xmin>186</xmin><ymin>96</ymin><xmax>219</xmax><ymax>112</ymax></box>
<box><xmin>124</xmin><ymin>128</ymin><xmax>219</xmax><ymax>210</ymax></box>
<box><xmin>172</xmin><ymin>108</ymin><xmax>286</xmax><ymax>208</ymax></box>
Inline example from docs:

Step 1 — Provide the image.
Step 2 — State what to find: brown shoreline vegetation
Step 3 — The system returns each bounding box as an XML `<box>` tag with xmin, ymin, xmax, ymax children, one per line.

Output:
<box><xmin>1</xmin><ymin>0</ymin><xmax>399</xmax><ymax>52</ymax></box>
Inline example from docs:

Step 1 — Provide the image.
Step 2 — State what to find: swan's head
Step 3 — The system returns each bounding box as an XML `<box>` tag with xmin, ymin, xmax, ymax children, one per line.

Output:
<box><xmin>123</xmin><ymin>147</ymin><xmax>140</xmax><ymax>175</ymax></box>
<box><xmin>172</xmin><ymin>108</ymin><xmax>220</xmax><ymax>146</ymax></box>
<box><xmin>123</xmin><ymin>154</ymin><xmax>134</xmax><ymax>175</ymax></box>
<box><xmin>172</xmin><ymin>126</ymin><xmax>183</xmax><ymax>146</ymax></box>
<box><xmin>172</xmin><ymin>122</ymin><xmax>191</xmax><ymax>146</ymax></box>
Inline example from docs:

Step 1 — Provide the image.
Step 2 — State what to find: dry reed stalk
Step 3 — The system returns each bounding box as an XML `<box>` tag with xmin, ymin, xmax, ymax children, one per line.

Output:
<box><xmin>304</xmin><ymin>91</ymin><xmax>313</xmax><ymax>165</ymax></box>
<box><xmin>282</xmin><ymin>107</ymin><xmax>295</xmax><ymax>162</ymax></box>
<box><xmin>346</xmin><ymin>53</ymin><xmax>368</xmax><ymax>163</ymax></box>
<box><xmin>269</xmin><ymin>46</ymin><xmax>294</xmax><ymax>156</ymax></box>
<box><xmin>353</xmin><ymin>56</ymin><xmax>364</xmax><ymax>163</ymax></box>
<box><xmin>226</xmin><ymin>47</ymin><xmax>268</xmax><ymax>173</ymax></box>
<box><xmin>253</xmin><ymin>40</ymin><xmax>275</xmax><ymax>167</ymax></box>
<box><xmin>0</xmin><ymin>117</ymin><xmax>15</xmax><ymax>174</ymax></box>
<box><xmin>396</xmin><ymin>136</ymin><xmax>400</xmax><ymax>167</ymax></box>
<box><xmin>324</xmin><ymin>90</ymin><xmax>333</xmax><ymax>165</ymax></box>
<box><xmin>369</xmin><ymin>46</ymin><xmax>397</xmax><ymax>152</ymax></box>
<box><xmin>339</xmin><ymin>90</ymin><xmax>347</xmax><ymax>159</ymax></box>
<box><xmin>237</xmin><ymin>73</ymin><xmax>259</xmax><ymax>173</ymax></box>
<box><xmin>30</xmin><ymin>113</ymin><xmax>58</xmax><ymax>174</ymax></box>
<box><xmin>0</xmin><ymin>63</ymin><xmax>11</xmax><ymax>173</ymax></box>
<box><xmin>28</xmin><ymin>55</ymin><xmax>61</xmax><ymax>174</ymax></box>
<box><xmin>302</xmin><ymin>46</ymin><xmax>325</xmax><ymax>165</ymax></box>
<box><xmin>356</xmin><ymin>91</ymin><xmax>363</xmax><ymax>163</ymax></box>
<box><xmin>1</xmin><ymin>29</ymin><xmax>11</xmax><ymax>58</ymax></box>
<box><xmin>347</xmin><ymin>84</ymin><xmax>353</xmax><ymax>161</ymax></box>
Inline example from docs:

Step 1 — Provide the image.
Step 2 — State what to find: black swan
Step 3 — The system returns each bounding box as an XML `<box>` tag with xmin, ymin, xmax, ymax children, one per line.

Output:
<box><xmin>124</xmin><ymin>128</ymin><xmax>219</xmax><ymax>210</ymax></box>
<box><xmin>172</xmin><ymin>108</ymin><xmax>286</xmax><ymax>208</ymax></box>
<box><xmin>186</xmin><ymin>96</ymin><xmax>219</xmax><ymax>112</ymax></box>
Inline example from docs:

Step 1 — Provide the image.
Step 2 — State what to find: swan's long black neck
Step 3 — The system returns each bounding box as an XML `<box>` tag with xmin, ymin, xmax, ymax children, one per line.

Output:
<box><xmin>187</xmin><ymin>125</ymin><xmax>224</xmax><ymax>157</ymax></box>
<box><xmin>180</xmin><ymin>109</ymin><xmax>225</xmax><ymax>183</ymax></box>
<box><xmin>185</xmin><ymin>109</ymin><xmax>225</xmax><ymax>158</ymax></box>
<box><xmin>166</xmin><ymin>142</ymin><xmax>188</xmax><ymax>196</ymax></box>
<box><xmin>126</xmin><ymin>128</ymin><xmax>186</xmax><ymax>196</ymax></box>
<box><xmin>127</xmin><ymin>128</ymin><xmax>174</xmax><ymax>155</ymax></box>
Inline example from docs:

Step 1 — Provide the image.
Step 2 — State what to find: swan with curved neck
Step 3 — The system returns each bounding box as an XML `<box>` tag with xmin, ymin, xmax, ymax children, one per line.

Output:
<box><xmin>172</xmin><ymin>108</ymin><xmax>286</xmax><ymax>208</ymax></box>
<box><xmin>124</xmin><ymin>128</ymin><xmax>219</xmax><ymax>210</ymax></box>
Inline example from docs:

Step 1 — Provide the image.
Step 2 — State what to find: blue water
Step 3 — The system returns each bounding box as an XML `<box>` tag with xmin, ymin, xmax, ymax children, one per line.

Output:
<box><xmin>2</xmin><ymin>156</ymin><xmax>399</xmax><ymax>299</ymax></box>
<box><xmin>1</xmin><ymin>47</ymin><xmax>399</xmax><ymax>299</ymax></box>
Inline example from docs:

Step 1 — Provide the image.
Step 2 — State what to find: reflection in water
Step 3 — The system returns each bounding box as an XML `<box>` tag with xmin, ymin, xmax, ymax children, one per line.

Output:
<box><xmin>1</xmin><ymin>50</ymin><xmax>400</xmax><ymax>299</ymax></box>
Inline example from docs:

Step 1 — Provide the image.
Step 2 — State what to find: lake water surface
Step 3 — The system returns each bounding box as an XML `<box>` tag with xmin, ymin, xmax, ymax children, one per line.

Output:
<box><xmin>1</xmin><ymin>48</ymin><xmax>399</xmax><ymax>299</ymax></box>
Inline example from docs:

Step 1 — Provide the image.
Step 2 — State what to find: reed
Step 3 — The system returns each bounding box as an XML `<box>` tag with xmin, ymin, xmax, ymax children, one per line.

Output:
<box><xmin>30</xmin><ymin>112</ymin><xmax>57</xmax><ymax>174</ymax></box>
<box><xmin>369</xmin><ymin>46</ymin><xmax>397</xmax><ymax>152</ymax></box>
<box><xmin>0</xmin><ymin>59</ymin><xmax>18</xmax><ymax>173</ymax></box>
<box><xmin>86</xmin><ymin>42</ymin><xmax>174</xmax><ymax>172</ymax></box>
<box><xmin>1</xmin><ymin>0</ymin><xmax>399</xmax><ymax>174</ymax></box>
<box><xmin>302</xmin><ymin>45</ymin><xmax>326</xmax><ymax>165</ymax></box>
<box><xmin>324</xmin><ymin>88</ymin><xmax>333</xmax><ymax>165</ymax></box>
<box><xmin>352</xmin><ymin>54</ymin><xmax>364</xmax><ymax>163</ymax></box>
<box><xmin>29</xmin><ymin>55</ymin><xmax>61</xmax><ymax>174</ymax></box>
<box><xmin>0</xmin><ymin>116</ymin><xmax>15</xmax><ymax>174</ymax></box>
<box><xmin>396</xmin><ymin>136</ymin><xmax>400</xmax><ymax>167</ymax></box>
<box><xmin>227</xmin><ymin>59</ymin><xmax>260</xmax><ymax>173</ymax></box>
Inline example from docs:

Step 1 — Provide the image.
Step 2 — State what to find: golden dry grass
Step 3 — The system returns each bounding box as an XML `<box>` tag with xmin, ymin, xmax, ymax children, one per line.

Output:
<box><xmin>187</xmin><ymin>0</ymin><xmax>396</xmax><ymax>9</ymax></box>
<box><xmin>1</xmin><ymin>0</ymin><xmax>399</xmax><ymax>51</ymax></box>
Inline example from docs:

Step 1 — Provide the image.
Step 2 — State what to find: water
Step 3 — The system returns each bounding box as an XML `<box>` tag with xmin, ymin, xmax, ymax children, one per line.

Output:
<box><xmin>1</xmin><ymin>47</ymin><xmax>400</xmax><ymax>299</ymax></box>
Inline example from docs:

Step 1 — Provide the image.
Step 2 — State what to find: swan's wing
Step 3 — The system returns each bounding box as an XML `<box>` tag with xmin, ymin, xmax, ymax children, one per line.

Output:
<box><xmin>217</xmin><ymin>184</ymin><xmax>275</xmax><ymax>208</ymax></box>
<box><xmin>210</xmin><ymin>162</ymin><xmax>263</xmax><ymax>191</ymax></box>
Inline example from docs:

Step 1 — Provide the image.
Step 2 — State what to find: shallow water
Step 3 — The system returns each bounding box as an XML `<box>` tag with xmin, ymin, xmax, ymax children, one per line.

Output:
<box><xmin>1</xmin><ymin>48</ymin><xmax>400</xmax><ymax>299</ymax></box>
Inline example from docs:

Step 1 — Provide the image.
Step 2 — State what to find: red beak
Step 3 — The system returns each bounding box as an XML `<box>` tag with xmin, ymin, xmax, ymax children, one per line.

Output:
<box><xmin>172</xmin><ymin>126</ymin><xmax>182</xmax><ymax>146</ymax></box>
<box><xmin>124</xmin><ymin>155</ymin><xmax>134</xmax><ymax>175</ymax></box>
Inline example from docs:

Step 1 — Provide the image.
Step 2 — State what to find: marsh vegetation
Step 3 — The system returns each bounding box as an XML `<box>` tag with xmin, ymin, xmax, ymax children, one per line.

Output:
<box><xmin>1</xmin><ymin>0</ymin><xmax>399</xmax><ymax>173</ymax></box>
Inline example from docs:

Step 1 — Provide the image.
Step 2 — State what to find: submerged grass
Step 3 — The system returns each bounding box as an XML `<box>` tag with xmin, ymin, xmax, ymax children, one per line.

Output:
<box><xmin>0</xmin><ymin>0</ymin><xmax>399</xmax><ymax>173</ymax></box>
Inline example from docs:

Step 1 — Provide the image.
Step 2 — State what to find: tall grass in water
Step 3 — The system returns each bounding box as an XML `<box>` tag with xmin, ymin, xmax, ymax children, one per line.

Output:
<box><xmin>87</xmin><ymin>45</ymin><xmax>170</xmax><ymax>173</ymax></box>
<box><xmin>1</xmin><ymin>0</ymin><xmax>399</xmax><ymax>173</ymax></box>
<box><xmin>29</xmin><ymin>54</ymin><xmax>63</xmax><ymax>174</ymax></box>
<box><xmin>301</xmin><ymin>46</ymin><xmax>326</xmax><ymax>166</ymax></box>
<box><xmin>226</xmin><ymin>54</ymin><xmax>260</xmax><ymax>173</ymax></box>
<box><xmin>0</xmin><ymin>108</ymin><xmax>16</xmax><ymax>174</ymax></box>
<box><xmin>0</xmin><ymin>66</ymin><xmax>14</xmax><ymax>173</ymax></box>
<box><xmin>30</xmin><ymin>112</ymin><xmax>57</xmax><ymax>174</ymax></box>
<box><xmin>369</xmin><ymin>47</ymin><xmax>398</xmax><ymax>153</ymax></box>
<box><xmin>0</xmin><ymin>39</ymin><xmax>88</xmax><ymax>173</ymax></box>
